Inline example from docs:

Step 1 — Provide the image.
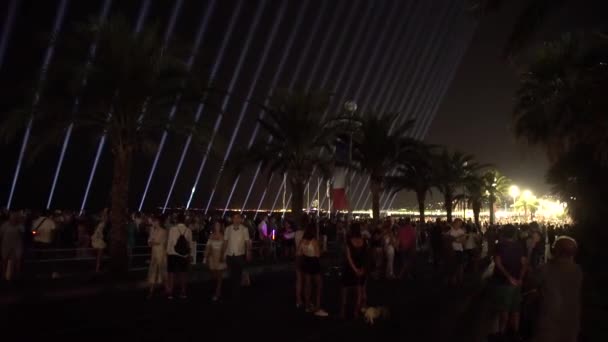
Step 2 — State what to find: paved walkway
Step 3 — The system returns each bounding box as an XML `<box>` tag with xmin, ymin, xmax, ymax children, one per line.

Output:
<box><xmin>2</xmin><ymin>265</ymin><xmax>488</xmax><ymax>342</ymax></box>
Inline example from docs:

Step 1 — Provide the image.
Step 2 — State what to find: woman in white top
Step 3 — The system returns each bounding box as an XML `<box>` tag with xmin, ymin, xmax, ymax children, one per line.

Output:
<box><xmin>91</xmin><ymin>214</ymin><xmax>107</xmax><ymax>273</ymax></box>
<box><xmin>296</xmin><ymin>223</ymin><xmax>328</xmax><ymax>317</ymax></box>
<box><xmin>464</xmin><ymin>225</ymin><xmax>480</xmax><ymax>273</ymax></box>
<box><xmin>383</xmin><ymin>224</ymin><xmax>397</xmax><ymax>279</ymax></box>
<box><xmin>147</xmin><ymin>215</ymin><xmax>168</xmax><ymax>298</ymax></box>
<box><xmin>204</xmin><ymin>221</ymin><xmax>226</xmax><ymax>301</ymax></box>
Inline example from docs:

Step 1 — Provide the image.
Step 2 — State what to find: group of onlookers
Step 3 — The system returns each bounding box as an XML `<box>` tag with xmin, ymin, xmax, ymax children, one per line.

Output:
<box><xmin>1</xmin><ymin>208</ymin><xmax>583</xmax><ymax>340</ymax></box>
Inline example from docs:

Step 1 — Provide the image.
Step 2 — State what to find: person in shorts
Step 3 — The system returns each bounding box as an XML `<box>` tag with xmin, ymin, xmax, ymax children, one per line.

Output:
<box><xmin>492</xmin><ymin>224</ymin><xmax>528</xmax><ymax>340</ymax></box>
<box><xmin>166</xmin><ymin>214</ymin><xmax>193</xmax><ymax>299</ymax></box>
<box><xmin>297</xmin><ymin>223</ymin><xmax>328</xmax><ymax>316</ymax></box>
<box><xmin>397</xmin><ymin>217</ymin><xmax>416</xmax><ymax>279</ymax></box>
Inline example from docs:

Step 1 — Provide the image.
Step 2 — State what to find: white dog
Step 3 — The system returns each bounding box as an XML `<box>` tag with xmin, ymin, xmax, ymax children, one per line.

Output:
<box><xmin>362</xmin><ymin>306</ymin><xmax>390</xmax><ymax>325</ymax></box>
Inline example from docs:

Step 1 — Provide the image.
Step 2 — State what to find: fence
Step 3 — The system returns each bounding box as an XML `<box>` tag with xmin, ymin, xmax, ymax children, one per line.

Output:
<box><xmin>20</xmin><ymin>240</ymin><xmax>343</xmax><ymax>279</ymax></box>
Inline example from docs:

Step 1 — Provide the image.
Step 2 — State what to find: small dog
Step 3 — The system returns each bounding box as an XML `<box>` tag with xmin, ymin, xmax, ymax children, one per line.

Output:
<box><xmin>362</xmin><ymin>306</ymin><xmax>390</xmax><ymax>325</ymax></box>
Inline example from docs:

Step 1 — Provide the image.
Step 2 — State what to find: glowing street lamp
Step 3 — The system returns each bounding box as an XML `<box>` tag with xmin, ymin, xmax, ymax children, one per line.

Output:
<box><xmin>509</xmin><ymin>185</ymin><xmax>520</xmax><ymax>219</ymax></box>
<box><xmin>521</xmin><ymin>189</ymin><xmax>534</xmax><ymax>221</ymax></box>
<box><xmin>509</xmin><ymin>185</ymin><xmax>520</xmax><ymax>201</ymax></box>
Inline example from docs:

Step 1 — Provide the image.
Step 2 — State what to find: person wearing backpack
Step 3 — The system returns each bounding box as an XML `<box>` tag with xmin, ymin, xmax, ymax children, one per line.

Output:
<box><xmin>166</xmin><ymin>214</ymin><xmax>193</xmax><ymax>300</ymax></box>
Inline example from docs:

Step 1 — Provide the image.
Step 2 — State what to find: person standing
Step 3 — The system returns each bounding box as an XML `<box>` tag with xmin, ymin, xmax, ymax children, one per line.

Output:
<box><xmin>298</xmin><ymin>223</ymin><xmax>328</xmax><ymax>316</ymax></box>
<box><xmin>397</xmin><ymin>217</ymin><xmax>416</xmax><ymax>279</ymax></box>
<box><xmin>492</xmin><ymin>224</ymin><xmax>528</xmax><ymax>340</ymax></box>
<box><xmin>448</xmin><ymin>218</ymin><xmax>466</xmax><ymax>285</ymax></box>
<box><xmin>204</xmin><ymin>221</ymin><xmax>227</xmax><ymax>302</ymax></box>
<box><xmin>257</xmin><ymin>215</ymin><xmax>270</xmax><ymax>259</ymax></box>
<box><xmin>340</xmin><ymin>223</ymin><xmax>368</xmax><ymax>319</ymax></box>
<box><xmin>533</xmin><ymin>236</ymin><xmax>582</xmax><ymax>342</ymax></box>
<box><xmin>294</xmin><ymin>221</ymin><xmax>305</xmax><ymax>309</ymax></box>
<box><xmin>32</xmin><ymin>211</ymin><xmax>56</xmax><ymax>254</ymax></box>
<box><xmin>91</xmin><ymin>212</ymin><xmax>107</xmax><ymax>273</ymax></box>
<box><xmin>147</xmin><ymin>215</ymin><xmax>168</xmax><ymax>299</ymax></box>
<box><xmin>383</xmin><ymin>224</ymin><xmax>397</xmax><ymax>279</ymax></box>
<box><xmin>0</xmin><ymin>211</ymin><xmax>24</xmax><ymax>281</ymax></box>
<box><xmin>222</xmin><ymin>213</ymin><xmax>251</xmax><ymax>301</ymax></box>
<box><xmin>166</xmin><ymin>214</ymin><xmax>193</xmax><ymax>300</ymax></box>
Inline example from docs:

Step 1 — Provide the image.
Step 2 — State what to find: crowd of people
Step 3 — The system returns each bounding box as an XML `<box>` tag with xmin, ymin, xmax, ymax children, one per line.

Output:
<box><xmin>0</xmin><ymin>208</ymin><xmax>582</xmax><ymax>340</ymax></box>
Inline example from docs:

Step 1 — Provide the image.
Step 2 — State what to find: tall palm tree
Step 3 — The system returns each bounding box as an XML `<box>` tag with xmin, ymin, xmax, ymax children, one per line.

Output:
<box><xmin>0</xmin><ymin>15</ymin><xmax>212</xmax><ymax>273</ymax></box>
<box><xmin>514</xmin><ymin>32</ymin><xmax>608</xmax><ymax>164</ymax></box>
<box><xmin>352</xmin><ymin>113</ymin><xmax>418</xmax><ymax>221</ymax></box>
<box><xmin>482</xmin><ymin>170</ymin><xmax>510</xmax><ymax>224</ymax></box>
<box><xmin>386</xmin><ymin>144</ymin><xmax>434</xmax><ymax>222</ymax></box>
<box><xmin>238</xmin><ymin>89</ymin><xmax>343</xmax><ymax>226</ymax></box>
<box><xmin>458</xmin><ymin>174</ymin><xmax>485</xmax><ymax>227</ymax></box>
<box><xmin>432</xmin><ymin>149</ymin><xmax>482</xmax><ymax>222</ymax></box>
<box><xmin>468</xmin><ymin>0</ymin><xmax>568</xmax><ymax>58</ymax></box>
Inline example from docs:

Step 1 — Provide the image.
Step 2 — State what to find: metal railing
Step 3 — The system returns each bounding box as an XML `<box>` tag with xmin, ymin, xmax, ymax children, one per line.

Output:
<box><xmin>20</xmin><ymin>240</ymin><xmax>343</xmax><ymax>278</ymax></box>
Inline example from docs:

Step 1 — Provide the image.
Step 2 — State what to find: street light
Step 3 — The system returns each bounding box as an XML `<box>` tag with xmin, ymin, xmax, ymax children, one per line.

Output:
<box><xmin>344</xmin><ymin>101</ymin><xmax>357</xmax><ymax>222</ymax></box>
<box><xmin>509</xmin><ymin>185</ymin><xmax>520</xmax><ymax>220</ymax></box>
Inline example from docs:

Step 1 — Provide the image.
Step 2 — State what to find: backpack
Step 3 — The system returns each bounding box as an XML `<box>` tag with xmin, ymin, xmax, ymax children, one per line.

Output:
<box><xmin>174</xmin><ymin>228</ymin><xmax>190</xmax><ymax>256</ymax></box>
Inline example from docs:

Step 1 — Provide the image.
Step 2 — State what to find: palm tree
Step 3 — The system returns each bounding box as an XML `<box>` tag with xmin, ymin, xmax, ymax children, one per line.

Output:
<box><xmin>514</xmin><ymin>32</ymin><xmax>608</xmax><ymax>164</ymax></box>
<box><xmin>352</xmin><ymin>113</ymin><xmax>419</xmax><ymax>221</ymax></box>
<box><xmin>0</xmin><ymin>16</ymin><xmax>212</xmax><ymax>274</ymax></box>
<box><xmin>458</xmin><ymin>174</ymin><xmax>485</xmax><ymax>227</ymax></box>
<box><xmin>238</xmin><ymin>89</ymin><xmax>343</xmax><ymax>226</ymax></box>
<box><xmin>386</xmin><ymin>144</ymin><xmax>434</xmax><ymax>222</ymax></box>
<box><xmin>515</xmin><ymin>195</ymin><xmax>540</xmax><ymax>221</ymax></box>
<box><xmin>432</xmin><ymin>150</ymin><xmax>483</xmax><ymax>222</ymax></box>
<box><xmin>468</xmin><ymin>0</ymin><xmax>568</xmax><ymax>58</ymax></box>
<box><xmin>482</xmin><ymin>170</ymin><xmax>510</xmax><ymax>225</ymax></box>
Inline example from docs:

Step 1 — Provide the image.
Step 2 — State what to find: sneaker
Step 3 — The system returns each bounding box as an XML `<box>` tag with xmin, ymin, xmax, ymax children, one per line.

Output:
<box><xmin>167</xmin><ymin>295</ymin><xmax>174</xmax><ymax>300</ymax></box>
<box><xmin>212</xmin><ymin>296</ymin><xmax>220</xmax><ymax>302</ymax></box>
<box><xmin>306</xmin><ymin>305</ymin><xmax>314</xmax><ymax>313</ymax></box>
<box><xmin>314</xmin><ymin>309</ymin><xmax>329</xmax><ymax>317</ymax></box>
<box><xmin>296</xmin><ymin>303</ymin><xmax>303</xmax><ymax>310</ymax></box>
<box><xmin>179</xmin><ymin>294</ymin><xmax>188</xmax><ymax>300</ymax></box>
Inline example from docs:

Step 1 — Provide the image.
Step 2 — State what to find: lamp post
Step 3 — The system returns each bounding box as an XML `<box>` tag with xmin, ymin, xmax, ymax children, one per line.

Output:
<box><xmin>344</xmin><ymin>100</ymin><xmax>357</xmax><ymax>223</ymax></box>
<box><xmin>509</xmin><ymin>185</ymin><xmax>520</xmax><ymax>220</ymax></box>
<box><xmin>462</xmin><ymin>161</ymin><xmax>468</xmax><ymax>219</ymax></box>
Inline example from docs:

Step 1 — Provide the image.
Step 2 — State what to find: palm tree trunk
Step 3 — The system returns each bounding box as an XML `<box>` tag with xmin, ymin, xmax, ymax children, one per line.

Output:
<box><xmin>444</xmin><ymin>192</ymin><xmax>453</xmax><ymax>223</ymax></box>
<box><xmin>489</xmin><ymin>198</ymin><xmax>496</xmax><ymax>225</ymax></box>
<box><xmin>473</xmin><ymin>202</ymin><xmax>481</xmax><ymax>227</ymax></box>
<box><xmin>109</xmin><ymin>145</ymin><xmax>132</xmax><ymax>275</ymax></box>
<box><xmin>370</xmin><ymin>179</ymin><xmax>382</xmax><ymax>222</ymax></box>
<box><xmin>416</xmin><ymin>190</ymin><xmax>426</xmax><ymax>223</ymax></box>
<box><xmin>290</xmin><ymin>179</ymin><xmax>305</xmax><ymax>228</ymax></box>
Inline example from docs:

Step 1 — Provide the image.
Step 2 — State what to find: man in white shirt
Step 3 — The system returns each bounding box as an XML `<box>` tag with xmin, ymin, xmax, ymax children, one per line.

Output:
<box><xmin>222</xmin><ymin>213</ymin><xmax>251</xmax><ymax>299</ymax></box>
<box><xmin>32</xmin><ymin>212</ymin><xmax>57</xmax><ymax>247</ymax></box>
<box><xmin>448</xmin><ymin>218</ymin><xmax>466</xmax><ymax>285</ymax></box>
<box><xmin>166</xmin><ymin>214</ymin><xmax>193</xmax><ymax>299</ymax></box>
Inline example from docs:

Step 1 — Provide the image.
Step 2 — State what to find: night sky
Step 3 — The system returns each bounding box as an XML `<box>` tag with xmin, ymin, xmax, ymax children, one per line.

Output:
<box><xmin>2</xmin><ymin>0</ymin><xmax>604</xmax><ymax>212</ymax></box>
<box><xmin>416</xmin><ymin>0</ymin><xmax>608</xmax><ymax>206</ymax></box>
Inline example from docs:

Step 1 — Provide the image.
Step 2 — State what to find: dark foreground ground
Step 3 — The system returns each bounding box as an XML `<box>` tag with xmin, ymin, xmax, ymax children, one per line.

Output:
<box><xmin>1</xmin><ymin>269</ymin><xmax>487</xmax><ymax>342</ymax></box>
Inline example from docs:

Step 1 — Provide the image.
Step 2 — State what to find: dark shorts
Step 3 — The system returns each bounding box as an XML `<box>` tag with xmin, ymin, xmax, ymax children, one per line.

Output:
<box><xmin>301</xmin><ymin>256</ymin><xmax>321</xmax><ymax>275</ymax></box>
<box><xmin>453</xmin><ymin>251</ymin><xmax>465</xmax><ymax>266</ymax></box>
<box><xmin>399</xmin><ymin>249</ymin><xmax>414</xmax><ymax>265</ymax></box>
<box><xmin>167</xmin><ymin>255</ymin><xmax>189</xmax><ymax>273</ymax></box>
<box><xmin>493</xmin><ymin>285</ymin><xmax>522</xmax><ymax>312</ymax></box>
<box><xmin>284</xmin><ymin>238</ymin><xmax>295</xmax><ymax>248</ymax></box>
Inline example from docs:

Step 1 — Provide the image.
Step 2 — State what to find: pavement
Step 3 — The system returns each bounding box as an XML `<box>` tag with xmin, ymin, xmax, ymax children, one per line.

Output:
<box><xmin>1</xmin><ymin>261</ymin><xmax>488</xmax><ymax>342</ymax></box>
